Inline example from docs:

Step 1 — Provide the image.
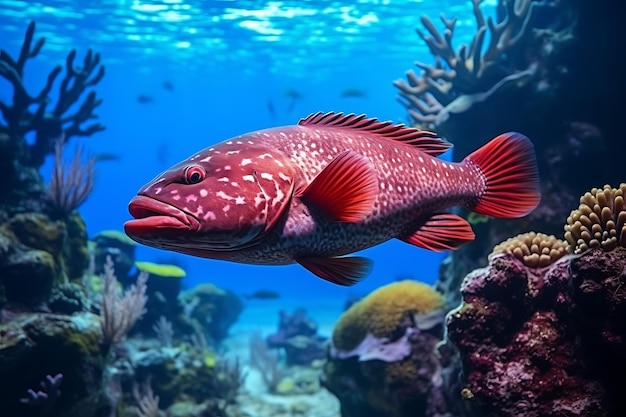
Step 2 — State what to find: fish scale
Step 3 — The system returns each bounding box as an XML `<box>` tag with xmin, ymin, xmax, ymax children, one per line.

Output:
<box><xmin>125</xmin><ymin>112</ymin><xmax>540</xmax><ymax>285</ymax></box>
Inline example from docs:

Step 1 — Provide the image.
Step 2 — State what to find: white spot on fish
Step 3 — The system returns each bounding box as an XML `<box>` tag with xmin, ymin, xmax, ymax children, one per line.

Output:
<box><xmin>200</xmin><ymin>189</ymin><xmax>208</xmax><ymax>197</ymax></box>
<box><xmin>227</xmin><ymin>150</ymin><xmax>240</xmax><ymax>155</ymax></box>
<box><xmin>450</xmin><ymin>165</ymin><xmax>455</xmax><ymax>170</ymax></box>
<box><xmin>241</xmin><ymin>158</ymin><xmax>252</xmax><ymax>166</ymax></box>
<box><xmin>231</xmin><ymin>182</ymin><xmax>239</xmax><ymax>187</ymax></box>
<box><xmin>311</xmin><ymin>143</ymin><xmax>316</xmax><ymax>149</ymax></box>
<box><xmin>442</xmin><ymin>162</ymin><xmax>448</xmax><ymax>168</ymax></box>
<box><xmin>218</xmin><ymin>177</ymin><xmax>229</xmax><ymax>182</ymax></box>
<box><xmin>274</xmin><ymin>159</ymin><xmax>284</xmax><ymax>167</ymax></box>
<box><xmin>431</xmin><ymin>159</ymin><xmax>437</xmax><ymax>166</ymax></box>
<box><xmin>236</xmin><ymin>141</ymin><xmax>242</xmax><ymax>144</ymax></box>
<box><xmin>216</xmin><ymin>191</ymin><xmax>233</xmax><ymax>200</ymax></box>
<box><xmin>247</xmin><ymin>141</ymin><xmax>254</xmax><ymax>144</ymax></box>
<box><xmin>172</xmin><ymin>195</ymin><xmax>181</xmax><ymax>201</ymax></box>
<box><xmin>421</xmin><ymin>167</ymin><xmax>427</xmax><ymax>173</ymax></box>
<box><xmin>254</xmin><ymin>195</ymin><xmax>264</xmax><ymax>207</ymax></box>
<box><xmin>243</xmin><ymin>175</ymin><xmax>255</xmax><ymax>182</ymax></box>
<box><xmin>223</xmin><ymin>205</ymin><xmax>230</xmax><ymax>212</ymax></box>
<box><xmin>170</xmin><ymin>189</ymin><xmax>178</xmax><ymax>194</ymax></box>
<box><xmin>186</xmin><ymin>194</ymin><xmax>198</xmax><ymax>202</ymax></box>
<box><xmin>235</xmin><ymin>196</ymin><xmax>246</xmax><ymax>204</ymax></box>
<box><xmin>226</xmin><ymin>141</ymin><xmax>233</xmax><ymax>145</ymax></box>
<box><xmin>154</xmin><ymin>187</ymin><xmax>163</xmax><ymax>194</ymax></box>
<box><xmin>459</xmin><ymin>166</ymin><xmax>464</xmax><ymax>172</ymax></box>
<box><xmin>204</xmin><ymin>211</ymin><xmax>216</xmax><ymax>220</ymax></box>
<box><xmin>261</xmin><ymin>173</ymin><xmax>273</xmax><ymax>180</ymax></box>
<box><xmin>263</xmin><ymin>133</ymin><xmax>270</xmax><ymax>137</ymax></box>
<box><xmin>278</xmin><ymin>172</ymin><xmax>290</xmax><ymax>181</ymax></box>
<box><xmin>274</xmin><ymin>189</ymin><xmax>284</xmax><ymax>205</ymax></box>
<box><xmin>260</xmin><ymin>153</ymin><xmax>273</xmax><ymax>159</ymax></box>
<box><xmin>224</xmin><ymin>165</ymin><xmax>231</xmax><ymax>170</ymax></box>
<box><xmin>418</xmin><ymin>156</ymin><xmax>424</xmax><ymax>163</ymax></box>
<box><xmin>200</xmin><ymin>155</ymin><xmax>213</xmax><ymax>162</ymax></box>
<box><xmin>381</xmin><ymin>182</ymin><xmax>386</xmax><ymax>190</ymax></box>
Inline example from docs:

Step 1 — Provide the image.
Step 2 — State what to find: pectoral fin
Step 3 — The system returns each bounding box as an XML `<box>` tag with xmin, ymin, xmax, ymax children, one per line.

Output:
<box><xmin>399</xmin><ymin>213</ymin><xmax>475</xmax><ymax>251</ymax></box>
<box><xmin>296</xmin><ymin>256</ymin><xmax>373</xmax><ymax>286</ymax></box>
<box><xmin>299</xmin><ymin>150</ymin><xmax>378</xmax><ymax>222</ymax></box>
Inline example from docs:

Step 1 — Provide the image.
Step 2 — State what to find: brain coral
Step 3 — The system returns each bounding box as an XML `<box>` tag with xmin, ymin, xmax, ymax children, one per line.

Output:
<box><xmin>332</xmin><ymin>280</ymin><xmax>443</xmax><ymax>351</ymax></box>
<box><xmin>490</xmin><ymin>231</ymin><xmax>568</xmax><ymax>268</ymax></box>
<box><xmin>564</xmin><ymin>183</ymin><xmax>626</xmax><ymax>254</ymax></box>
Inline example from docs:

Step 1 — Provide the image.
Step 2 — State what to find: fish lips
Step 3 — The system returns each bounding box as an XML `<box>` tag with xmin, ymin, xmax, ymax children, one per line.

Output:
<box><xmin>124</xmin><ymin>195</ymin><xmax>200</xmax><ymax>240</ymax></box>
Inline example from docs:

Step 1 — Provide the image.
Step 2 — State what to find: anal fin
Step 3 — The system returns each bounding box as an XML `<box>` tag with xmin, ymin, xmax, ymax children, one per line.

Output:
<box><xmin>296</xmin><ymin>256</ymin><xmax>372</xmax><ymax>286</ymax></box>
<box><xmin>299</xmin><ymin>150</ymin><xmax>378</xmax><ymax>222</ymax></box>
<box><xmin>399</xmin><ymin>213</ymin><xmax>475</xmax><ymax>252</ymax></box>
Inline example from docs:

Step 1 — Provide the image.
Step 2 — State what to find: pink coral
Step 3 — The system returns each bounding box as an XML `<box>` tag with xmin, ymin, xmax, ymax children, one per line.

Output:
<box><xmin>447</xmin><ymin>251</ymin><xmax>615</xmax><ymax>416</ymax></box>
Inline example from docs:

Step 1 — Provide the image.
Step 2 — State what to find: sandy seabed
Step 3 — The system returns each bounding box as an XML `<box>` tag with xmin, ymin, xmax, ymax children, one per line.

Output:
<box><xmin>222</xmin><ymin>297</ymin><xmax>345</xmax><ymax>417</ymax></box>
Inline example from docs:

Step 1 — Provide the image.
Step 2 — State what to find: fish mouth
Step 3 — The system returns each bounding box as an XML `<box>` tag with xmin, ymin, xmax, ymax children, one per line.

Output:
<box><xmin>124</xmin><ymin>195</ymin><xmax>200</xmax><ymax>238</ymax></box>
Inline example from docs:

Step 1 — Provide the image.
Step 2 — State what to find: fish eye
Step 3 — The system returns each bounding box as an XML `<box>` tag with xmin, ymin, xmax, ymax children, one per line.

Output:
<box><xmin>183</xmin><ymin>165</ymin><xmax>205</xmax><ymax>184</ymax></box>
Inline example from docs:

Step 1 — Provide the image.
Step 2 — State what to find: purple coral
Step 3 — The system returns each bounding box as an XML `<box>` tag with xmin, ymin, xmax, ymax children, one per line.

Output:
<box><xmin>445</xmin><ymin>249</ymin><xmax>626</xmax><ymax>416</ymax></box>
<box><xmin>266</xmin><ymin>309</ymin><xmax>326</xmax><ymax>366</ymax></box>
<box><xmin>20</xmin><ymin>373</ymin><xmax>63</xmax><ymax>408</ymax></box>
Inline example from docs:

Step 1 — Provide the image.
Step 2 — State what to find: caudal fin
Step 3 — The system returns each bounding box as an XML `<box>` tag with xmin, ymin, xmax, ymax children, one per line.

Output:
<box><xmin>465</xmin><ymin>132</ymin><xmax>540</xmax><ymax>218</ymax></box>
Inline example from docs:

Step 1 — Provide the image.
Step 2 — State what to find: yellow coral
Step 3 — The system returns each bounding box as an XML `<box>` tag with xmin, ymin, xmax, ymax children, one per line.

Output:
<box><xmin>564</xmin><ymin>183</ymin><xmax>626</xmax><ymax>254</ymax></box>
<box><xmin>490</xmin><ymin>232</ymin><xmax>568</xmax><ymax>268</ymax></box>
<box><xmin>332</xmin><ymin>280</ymin><xmax>443</xmax><ymax>351</ymax></box>
<box><xmin>134</xmin><ymin>261</ymin><xmax>186</xmax><ymax>278</ymax></box>
<box><xmin>95</xmin><ymin>229</ymin><xmax>137</xmax><ymax>246</ymax></box>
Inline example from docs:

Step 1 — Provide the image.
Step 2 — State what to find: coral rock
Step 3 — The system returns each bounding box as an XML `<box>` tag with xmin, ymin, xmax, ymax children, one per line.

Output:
<box><xmin>446</xmin><ymin>250</ymin><xmax>626</xmax><ymax>417</ymax></box>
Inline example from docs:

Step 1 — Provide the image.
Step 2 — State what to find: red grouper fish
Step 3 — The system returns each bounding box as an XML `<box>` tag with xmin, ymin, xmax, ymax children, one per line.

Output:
<box><xmin>124</xmin><ymin>112</ymin><xmax>540</xmax><ymax>285</ymax></box>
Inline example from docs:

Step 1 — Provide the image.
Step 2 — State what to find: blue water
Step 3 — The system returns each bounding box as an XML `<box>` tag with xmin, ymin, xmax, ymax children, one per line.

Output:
<box><xmin>0</xmin><ymin>0</ymin><xmax>494</xmax><ymax>298</ymax></box>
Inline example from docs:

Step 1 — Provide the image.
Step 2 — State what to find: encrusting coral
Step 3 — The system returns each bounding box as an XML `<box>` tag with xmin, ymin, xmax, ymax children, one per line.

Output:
<box><xmin>489</xmin><ymin>231</ymin><xmax>568</xmax><ymax>268</ymax></box>
<box><xmin>564</xmin><ymin>183</ymin><xmax>626</xmax><ymax>254</ymax></box>
<box><xmin>443</xmin><ymin>183</ymin><xmax>626</xmax><ymax>416</ymax></box>
<box><xmin>332</xmin><ymin>280</ymin><xmax>444</xmax><ymax>351</ymax></box>
<box><xmin>323</xmin><ymin>281</ymin><xmax>449</xmax><ymax>417</ymax></box>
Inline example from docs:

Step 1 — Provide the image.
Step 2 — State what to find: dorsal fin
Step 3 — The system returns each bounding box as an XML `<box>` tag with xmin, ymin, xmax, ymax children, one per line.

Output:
<box><xmin>298</xmin><ymin>111</ymin><xmax>452</xmax><ymax>156</ymax></box>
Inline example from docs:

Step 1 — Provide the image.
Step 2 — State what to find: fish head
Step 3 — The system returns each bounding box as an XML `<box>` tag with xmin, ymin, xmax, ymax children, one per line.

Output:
<box><xmin>124</xmin><ymin>140</ymin><xmax>298</xmax><ymax>252</ymax></box>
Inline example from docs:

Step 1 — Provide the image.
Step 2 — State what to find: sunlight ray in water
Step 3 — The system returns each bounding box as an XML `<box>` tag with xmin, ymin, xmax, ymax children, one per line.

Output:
<box><xmin>0</xmin><ymin>0</ymin><xmax>491</xmax><ymax>77</ymax></box>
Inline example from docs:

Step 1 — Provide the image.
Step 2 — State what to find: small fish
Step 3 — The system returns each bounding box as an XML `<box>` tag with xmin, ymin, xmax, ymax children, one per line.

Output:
<box><xmin>267</xmin><ymin>99</ymin><xmax>277</xmax><ymax>121</ymax></box>
<box><xmin>162</xmin><ymin>81</ymin><xmax>174</xmax><ymax>91</ymax></box>
<box><xmin>283</xmin><ymin>88</ymin><xmax>302</xmax><ymax>114</ymax></box>
<box><xmin>124</xmin><ymin>112</ymin><xmax>540</xmax><ymax>285</ymax></box>
<box><xmin>136</xmin><ymin>94</ymin><xmax>154</xmax><ymax>103</ymax></box>
<box><xmin>93</xmin><ymin>152</ymin><xmax>121</xmax><ymax>163</ymax></box>
<box><xmin>283</xmin><ymin>88</ymin><xmax>302</xmax><ymax>100</ymax></box>
<box><xmin>340</xmin><ymin>88</ymin><xmax>367</xmax><ymax>98</ymax></box>
<box><xmin>245</xmin><ymin>289</ymin><xmax>281</xmax><ymax>300</ymax></box>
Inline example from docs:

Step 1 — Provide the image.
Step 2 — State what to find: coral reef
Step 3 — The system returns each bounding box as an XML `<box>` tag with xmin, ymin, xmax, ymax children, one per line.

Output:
<box><xmin>0</xmin><ymin>311</ymin><xmax>108</xmax><ymax>417</ymax></box>
<box><xmin>0</xmin><ymin>21</ymin><xmax>102</xmax><ymax>310</ymax></box>
<box><xmin>564</xmin><ymin>183</ymin><xmax>626</xmax><ymax>254</ymax></box>
<box><xmin>408</xmin><ymin>0</ymin><xmax>625</xmax><ymax>308</ymax></box>
<box><xmin>266</xmin><ymin>309</ymin><xmax>327</xmax><ymax>366</ymax></box>
<box><xmin>444</xmin><ymin>184</ymin><xmax>626</xmax><ymax>416</ymax></box>
<box><xmin>445</xmin><ymin>248</ymin><xmax>626</xmax><ymax>416</ymax></box>
<box><xmin>489</xmin><ymin>231</ymin><xmax>568</xmax><ymax>268</ymax></box>
<box><xmin>0</xmin><ymin>21</ymin><xmax>104</xmax><ymax>215</ymax></box>
<box><xmin>180</xmin><ymin>283</ymin><xmax>244</xmax><ymax>344</ymax></box>
<box><xmin>322</xmin><ymin>281</ymin><xmax>449</xmax><ymax>417</ymax></box>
